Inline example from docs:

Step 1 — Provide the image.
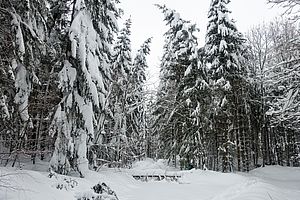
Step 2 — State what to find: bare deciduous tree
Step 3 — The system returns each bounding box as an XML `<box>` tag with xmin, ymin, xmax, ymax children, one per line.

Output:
<box><xmin>268</xmin><ymin>0</ymin><xmax>300</xmax><ymax>20</ymax></box>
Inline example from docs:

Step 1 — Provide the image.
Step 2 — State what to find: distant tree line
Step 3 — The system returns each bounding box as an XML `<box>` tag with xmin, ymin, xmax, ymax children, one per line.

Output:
<box><xmin>0</xmin><ymin>0</ymin><xmax>299</xmax><ymax>176</ymax></box>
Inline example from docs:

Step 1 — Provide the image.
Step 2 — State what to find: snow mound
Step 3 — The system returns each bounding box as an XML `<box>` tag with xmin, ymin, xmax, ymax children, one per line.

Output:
<box><xmin>131</xmin><ymin>158</ymin><xmax>175</xmax><ymax>171</ymax></box>
<box><xmin>0</xmin><ymin>167</ymin><xmax>120</xmax><ymax>200</ymax></box>
<box><xmin>250</xmin><ymin>165</ymin><xmax>300</xmax><ymax>181</ymax></box>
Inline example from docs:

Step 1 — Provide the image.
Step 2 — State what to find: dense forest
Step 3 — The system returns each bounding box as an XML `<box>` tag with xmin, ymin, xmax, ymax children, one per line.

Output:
<box><xmin>0</xmin><ymin>0</ymin><xmax>299</xmax><ymax>177</ymax></box>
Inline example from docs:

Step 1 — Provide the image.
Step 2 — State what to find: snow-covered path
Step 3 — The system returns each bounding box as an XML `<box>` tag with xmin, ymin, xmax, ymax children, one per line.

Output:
<box><xmin>112</xmin><ymin>171</ymin><xmax>247</xmax><ymax>200</ymax></box>
<box><xmin>1</xmin><ymin>160</ymin><xmax>300</xmax><ymax>200</ymax></box>
<box><xmin>97</xmin><ymin>161</ymin><xmax>300</xmax><ymax>200</ymax></box>
<box><xmin>109</xmin><ymin>169</ymin><xmax>300</xmax><ymax>200</ymax></box>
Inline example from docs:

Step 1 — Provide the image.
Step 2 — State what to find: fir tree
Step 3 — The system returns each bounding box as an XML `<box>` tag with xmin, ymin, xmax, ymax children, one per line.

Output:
<box><xmin>180</xmin><ymin>47</ymin><xmax>211</xmax><ymax>170</ymax></box>
<box><xmin>154</xmin><ymin>4</ymin><xmax>200</xmax><ymax>168</ymax></box>
<box><xmin>107</xmin><ymin>18</ymin><xmax>133</xmax><ymax>165</ymax></box>
<box><xmin>205</xmin><ymin>0</ymin><xmax>249</xmax><ymax>172</ymax></box>
<box><xmin>50</xmin><ymin>0</ymin><xmax>120</xmax><ymax>176</ymax></box>
<box><xmin>0</xmin><ymin>0</ymin><xmax>58</xmax><ymax>165</ymax></box>
<box><xmin>127</xmin><ymin>37</ymin><xmax>152</xmax><ymax>159</ymax></box>
<box><xmin>88</xmin><ymin>0</ymin><xmax>120</xmax><ymax>166</ymax></box>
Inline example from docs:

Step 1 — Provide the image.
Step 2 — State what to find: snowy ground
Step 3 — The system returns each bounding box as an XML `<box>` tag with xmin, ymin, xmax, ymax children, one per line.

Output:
<box><xmin>1</xmin><ymin>159</ymin><xmax>300</xmax><ymax>200</ymax></box>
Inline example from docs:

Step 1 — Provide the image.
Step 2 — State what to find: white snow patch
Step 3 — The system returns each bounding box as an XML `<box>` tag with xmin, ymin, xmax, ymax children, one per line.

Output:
<box><xmin>1</xmin><ymin>164</ymin><xmax>300</xmax><ymax>200</ymax></box>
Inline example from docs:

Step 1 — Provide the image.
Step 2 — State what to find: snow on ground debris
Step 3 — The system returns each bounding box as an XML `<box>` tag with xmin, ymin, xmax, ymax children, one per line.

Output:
<box><xmin>1</xmin><ymin>159</ymin><xmax>300</xmax><ymax>200</ymax></box>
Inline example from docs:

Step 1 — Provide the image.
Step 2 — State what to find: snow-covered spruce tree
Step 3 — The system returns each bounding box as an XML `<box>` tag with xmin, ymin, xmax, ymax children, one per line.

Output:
<box><xmin>86</xmin><ymin>0</ymin><xmax>120</xmax><ymax>168</ymax></box>
<box><xmin>0</xmin><ymin>1</ymin><xmax>15</xmax><ymax>160</ymax></box>
<box><xmin>153</xmin><ymin>4</ymin><xmax>201</xmax><ymax>168</ymax></box>
<box><xmin>0</xmin><ymin>1</ymin><xmax>15</xmax><ymax>124</ymax></box>
<box><xmin>179</xmin><ymin>47</ymin><xmax>211</xmax><ymax>170</ymax></box>
<box><xmin>127</xmin><ymin>38</ymin><xmax>152</xmax><ymax>160</ymax></box>
<box><xmin>205</xmin><ymin>0</ymin><xmax>250</xmax><ymax>172</ymax></box>
<box><xmin>50</xmin><ymin>0</ymin><xmax>120</xmax><ymax>176</ymax></box>
<box><xmin>0</xmin><ymin>0</ymin><xmax>59</xmax><ymax>165</ymax></box>
<box><xmin>106</xmin><ymin>18</ymin><xmax>132</xmax><ymax>165</ymax></box>
<box><xmin>145</xmin><ymin>90</ymin><xmax>160</xmax><ymax>159</ymax></box>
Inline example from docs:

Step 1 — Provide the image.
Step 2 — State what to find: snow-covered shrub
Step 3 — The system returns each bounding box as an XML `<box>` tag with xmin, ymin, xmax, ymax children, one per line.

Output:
<box><xmin>75</xmin><ymin>182</ymin><xmax>119</xmax><ymax>200</ymax></box>
<box><xmin>54</xmin><ymin>177</ymin><xmax>78</xmax><ymax>190</ymax></box>
<box><xmin>48</xmin><ymin>171</ymin><xmax>78</xmax><ymax>191</ymax></box>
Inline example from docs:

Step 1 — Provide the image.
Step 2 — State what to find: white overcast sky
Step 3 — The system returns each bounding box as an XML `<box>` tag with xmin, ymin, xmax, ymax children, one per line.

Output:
<box><xmin>119</xmin><ymin>0</ymin><xmax>283</xmax><ymax>88</ymax></box>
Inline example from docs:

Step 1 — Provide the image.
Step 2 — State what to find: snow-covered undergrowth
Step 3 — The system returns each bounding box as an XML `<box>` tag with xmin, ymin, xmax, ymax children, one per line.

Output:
<box><xmin>1</xmin><ymin>159</ymin><xmax>300</xmax><ymax>200</ymax></box>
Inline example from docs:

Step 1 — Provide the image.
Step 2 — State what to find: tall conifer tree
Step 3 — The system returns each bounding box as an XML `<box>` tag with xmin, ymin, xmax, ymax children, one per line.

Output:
<box><xmin>128</xmin><ymin>38</ymin><xmax>152</xmax><ymax>159</ymax></box>
<box><xmin>154</xmin><ymin>4</ymin><xmax>199</xmax><ymax>167</ymax></box>
<box><xmin>50</xmin><ymin>0</ymin><xmax>120</xmax><ymax>176</ymax></box>
<box><xmin>205</xmin><ymin>0</ymin><xmax>249</xmax><ymax>172</ymax></box>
